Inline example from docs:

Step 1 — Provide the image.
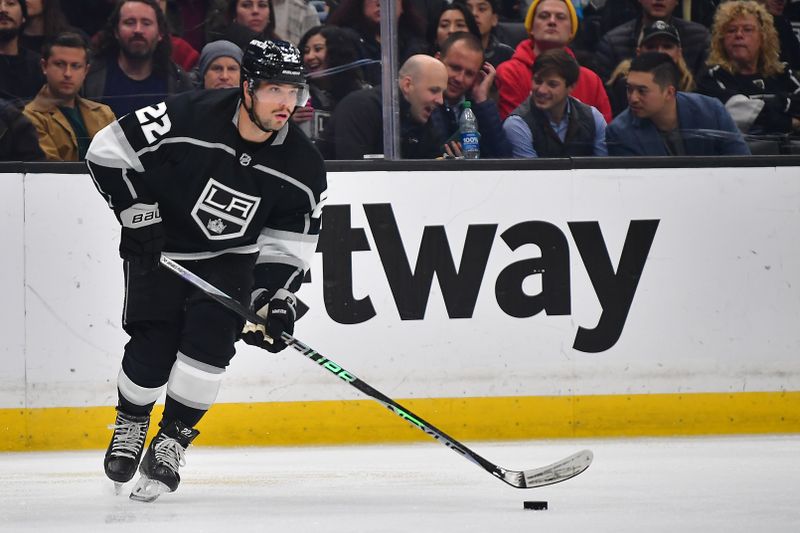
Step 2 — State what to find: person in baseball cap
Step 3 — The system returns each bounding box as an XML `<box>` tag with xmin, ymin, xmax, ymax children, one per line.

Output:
<box><xmin>605</xmin><ymin>20</ymin><xmax>696</xmax><ymax>116</ymax></box>
<box><xmin>639</xmin><ymin>20</ymin><xmax>681</xmax><ymax>48</ymax></box>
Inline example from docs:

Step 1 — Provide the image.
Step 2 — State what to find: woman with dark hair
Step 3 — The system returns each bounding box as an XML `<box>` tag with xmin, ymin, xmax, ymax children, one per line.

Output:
<box><xmin>293</xmin><ymin>25</ymin><xmax>369</xmax><ymax>140</ymax></box>
<box><xmin>208</xmin><ymin>0</ymin><xmax>280</xmax><ymax>50</ymax></box>
<box><xmin>427</xmin><ymin>2</ymin><xmax>480</xmax><ymax>55</ymax></box>
<box><xmin>20</xmin><ymin>0</ymin><xmax>77</xmax><ymax>54</ymax></box>
<box><xmin>326</xmin><ymin>0</ymin><xmax>427</xmax><ymax>85</ymax></box>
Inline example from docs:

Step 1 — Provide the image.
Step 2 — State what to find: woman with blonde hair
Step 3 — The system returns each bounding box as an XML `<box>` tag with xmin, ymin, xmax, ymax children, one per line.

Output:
<box><xmin>697</xmin><ymin>0</ymin><xmax>800</xmax><ymax>136</ymax></box>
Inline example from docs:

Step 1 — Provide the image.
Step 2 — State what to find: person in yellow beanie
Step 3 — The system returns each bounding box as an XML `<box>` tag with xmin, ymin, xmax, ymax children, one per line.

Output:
<box><xmin>495</xmin><ymin>0</ymin><xmax>610</xmax><ymax>121</ymax></box>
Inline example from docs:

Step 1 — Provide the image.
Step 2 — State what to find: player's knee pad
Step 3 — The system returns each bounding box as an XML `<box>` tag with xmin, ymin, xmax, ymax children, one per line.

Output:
<box><xmin>166</xmin><ymin>352</ymin><xmax>226</xmax><ymax>411</ymax></box>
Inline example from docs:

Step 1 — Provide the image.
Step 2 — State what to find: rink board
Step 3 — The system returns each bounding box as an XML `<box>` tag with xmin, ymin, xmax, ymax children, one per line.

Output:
<box><xmin>1</xmin><ymin>165</ymin><xmax>799</xmax><ymax>450</ymax></box>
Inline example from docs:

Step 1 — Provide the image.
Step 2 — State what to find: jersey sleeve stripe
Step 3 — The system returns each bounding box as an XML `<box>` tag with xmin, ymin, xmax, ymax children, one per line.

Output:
<box><xmin>135</xmin><ymin>136</ymin><xmax>237</xmax><ymax>158</ymax></box>
<box><xmin>85</xmin><ymin>121</ymin><xmax>145</xmax><ymax>172</ymax></box>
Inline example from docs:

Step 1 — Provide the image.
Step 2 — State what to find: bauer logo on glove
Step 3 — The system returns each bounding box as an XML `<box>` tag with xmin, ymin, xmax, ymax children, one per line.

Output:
<box><xmin>241</xmin><ymin>289</ymin><xmax>296</xmax><ymax>353</ymax></box>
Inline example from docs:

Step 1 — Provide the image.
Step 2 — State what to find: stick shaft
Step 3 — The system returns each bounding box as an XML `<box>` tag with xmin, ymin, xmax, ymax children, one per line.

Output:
<box><xmin>159</xmin><ymin>255</ymin><xmax>500</xmax><ymax>476</ymax></box>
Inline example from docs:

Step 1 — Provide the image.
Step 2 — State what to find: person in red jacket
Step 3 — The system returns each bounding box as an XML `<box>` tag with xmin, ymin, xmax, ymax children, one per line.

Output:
<box><xmin>494</xmin><ymin>0</ymin><xmax>611</xmax><ymax>121</ymax></box>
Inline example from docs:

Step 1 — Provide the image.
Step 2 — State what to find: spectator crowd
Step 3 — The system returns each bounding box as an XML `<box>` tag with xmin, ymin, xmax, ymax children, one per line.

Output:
<box><xmin>2</xmin><ymin>0</ymin><xmax>800</xmax><ymax>161</ymax></box>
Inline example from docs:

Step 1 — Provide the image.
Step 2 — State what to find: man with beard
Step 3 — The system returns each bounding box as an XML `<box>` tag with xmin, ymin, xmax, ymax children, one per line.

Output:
<box><xmin>23</xmin><ymin>32</ymin><xmax>115</xmax><ymax>161</ymax></box>
<box><xmin>83</xmin><ymin>0</ymin><xmax>192</xmax><ymax>117</ymax></box>
<box><xmin>322</xmin><ymin>54</ymin><xmax>448</xmax><ymax>159</ymax></box>
<box><xmin>0</xmin><ymin>0</ymin><xmax>45</xmax><ymax>106</ymax></box>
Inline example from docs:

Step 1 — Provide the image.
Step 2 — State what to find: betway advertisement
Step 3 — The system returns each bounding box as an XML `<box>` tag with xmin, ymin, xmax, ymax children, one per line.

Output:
<box><xmin>3</xmin><ymin>166</ymin><xmax>800</xmax><ymax>408</ymax></box>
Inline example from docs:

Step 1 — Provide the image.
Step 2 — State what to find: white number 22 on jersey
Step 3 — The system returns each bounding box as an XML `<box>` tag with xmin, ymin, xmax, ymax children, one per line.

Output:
<box><xmin>135</xmin><ymin>102</ymin><xmax>172</xmax><ymax>145</ymax></box>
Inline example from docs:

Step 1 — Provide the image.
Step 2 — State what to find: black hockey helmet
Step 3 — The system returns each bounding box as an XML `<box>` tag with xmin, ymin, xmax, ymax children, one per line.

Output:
<box><xmin>242</xmin><ymin>38</ymin><xmax>307</xmax><ymax>88</ymax></box>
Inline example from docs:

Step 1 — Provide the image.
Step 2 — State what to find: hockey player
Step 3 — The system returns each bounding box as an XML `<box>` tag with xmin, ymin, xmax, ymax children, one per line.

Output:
<box><xmin>85</xmin><ymin>39</ymin><xmax>326</xmax><ymax>502</ymax></box>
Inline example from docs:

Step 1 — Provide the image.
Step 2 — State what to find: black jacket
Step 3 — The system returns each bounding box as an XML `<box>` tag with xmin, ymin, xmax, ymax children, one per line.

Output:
<box><xmin>595</xmin><ymin>17</ymin><xmax>710</xmax><ymax>82</ymax></box>
<box><xmin>0</xmin><ymin>47</ymin><xmax>45</xmax><ymax>105</ymax></box>
<box><xmin>696</xmin><ymin>65</ymin><xmax>800</xmax><ymax>135</ymax></box>
<box><xmin>82</xmin><ymin>55</ymin><xmax>193</xmax><ymax>114</ymax></box>
<box><xmin>322</xmin><ymin>86</ymin><xmax>444</xmax><ymax>160</ymax></box>
<box><xmin>0</xmin><ymin>98</ymin><xmax>46</xmax><ymax>161</ymax></box>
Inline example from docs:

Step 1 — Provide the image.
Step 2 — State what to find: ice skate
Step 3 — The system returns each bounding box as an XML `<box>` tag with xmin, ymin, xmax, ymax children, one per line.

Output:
<box><xmin>130</xmin><ymin>420</ymin><xmax>199</xmax><ymax>503</ymax></box>
<box><xmin>104</xmin><ymin>408</ymin><xmax>150</xmax><ymax>492</ymax></box>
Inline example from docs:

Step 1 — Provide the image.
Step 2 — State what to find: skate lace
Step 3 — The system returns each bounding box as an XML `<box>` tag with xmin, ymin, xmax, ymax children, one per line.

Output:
<box><xmin>107</xmin><ymin>418</ymin><xmax>148</xmax><ymax>459</ymax></box>
<box><xmin>153</xmin><ymin>437</ymin><xmax>187</xmax><ymax>474</ymax></box>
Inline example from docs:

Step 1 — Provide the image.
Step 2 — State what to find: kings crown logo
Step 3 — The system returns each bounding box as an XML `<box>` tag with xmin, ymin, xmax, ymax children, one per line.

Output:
<box><xmin>207</xmin><ymin>218</ymin><xmax>227</xmax><ymax>234</ymax></box>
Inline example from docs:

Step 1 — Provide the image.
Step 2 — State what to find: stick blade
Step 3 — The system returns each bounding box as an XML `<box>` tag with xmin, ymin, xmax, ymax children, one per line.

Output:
<box><xmin>500</xmin><ymin>449</ymin><xmax>594</xmax><ymax>489</ymax></box>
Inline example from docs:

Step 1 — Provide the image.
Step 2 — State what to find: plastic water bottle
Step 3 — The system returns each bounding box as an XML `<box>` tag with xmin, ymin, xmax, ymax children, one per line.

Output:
<box><xmin>459</xmin><ymin>101</ymin><xmax>480</xmax><ymax>159</ymax></box>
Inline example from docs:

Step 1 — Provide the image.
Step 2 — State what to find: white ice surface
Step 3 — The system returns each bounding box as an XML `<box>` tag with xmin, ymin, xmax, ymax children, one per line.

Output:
<box><xmin>1</xmin><ymin>435</ymin><xmax>798</xmax><ymax>532</ymax></box>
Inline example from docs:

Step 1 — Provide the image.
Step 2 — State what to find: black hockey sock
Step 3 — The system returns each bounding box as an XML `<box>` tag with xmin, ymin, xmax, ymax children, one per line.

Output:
<box><xmin>161</xmin><ymin>395</ymin><xmax>206</xmax><ymax>428</ymax></box>
<box><xmin>117</xmin><ymin>390</ymin><xmax>155</xmax><ymax>416</ymax></box>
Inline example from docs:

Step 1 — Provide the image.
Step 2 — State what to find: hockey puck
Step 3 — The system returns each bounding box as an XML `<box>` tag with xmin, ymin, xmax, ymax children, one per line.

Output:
<box><xmin>523</xmin><ymin>501</ymin><xmax>548</xmax><ymax>510</ymax></box>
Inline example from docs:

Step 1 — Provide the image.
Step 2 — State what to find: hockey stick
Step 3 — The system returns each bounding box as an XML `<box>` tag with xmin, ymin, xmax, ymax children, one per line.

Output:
<box><xmin>158</xmin><ymin>255</ymin><xmax>593</xmax><ymax>489</ymax></box>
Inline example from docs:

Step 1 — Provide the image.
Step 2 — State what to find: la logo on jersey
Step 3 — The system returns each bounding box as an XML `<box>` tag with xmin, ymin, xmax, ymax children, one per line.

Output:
<box><xmin>191</xmin><ymin>179</ymin><xmax>261</xmax><ymax>240</ymax></box>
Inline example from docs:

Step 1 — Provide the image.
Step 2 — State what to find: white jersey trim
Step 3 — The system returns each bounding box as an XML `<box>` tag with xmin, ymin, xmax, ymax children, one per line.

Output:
<box><xmin>162</xmin><ymin>245</ymin><xmax>260</xmax><ymax>261</ymax></box>
<box><xmin>85</xmin><ymin>121</ymin><xmax>145</xmax><ymax>172</ymax></box>
<box><xmin>256</xmin><ymin>227</ymin><xmax>318</xmax><ymax>271</ymax></box>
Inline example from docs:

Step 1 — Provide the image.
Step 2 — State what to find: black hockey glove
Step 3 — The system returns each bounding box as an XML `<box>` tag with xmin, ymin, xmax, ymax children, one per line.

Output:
<box><xmin>117</xmin><ymin>203</ymin><xmax>164</xmax><ymax>270</ymax></box>
<box><xmin>241</xmin><ymin>289</ymin><xmax>296</xmax><ymax>353</ymax></box>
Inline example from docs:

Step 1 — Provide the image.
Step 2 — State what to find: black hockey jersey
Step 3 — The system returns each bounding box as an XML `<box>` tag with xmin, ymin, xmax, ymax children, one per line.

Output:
<box><xmin>86</xmin><ymin>88</ymin><xmax>327</xmax><ymax>297</ymax></box>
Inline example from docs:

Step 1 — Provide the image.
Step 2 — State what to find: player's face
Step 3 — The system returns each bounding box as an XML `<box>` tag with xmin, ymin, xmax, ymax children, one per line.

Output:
<box><xmin>42</xmin><ymin>45</ymin><xmax>89</xmax><ymax>100</ymax></box>
<box><xmin>638</xmin><ymin>37</ymin><xmax>681</xmax><ymax>64</ymax></box>
<box><xmin>116</xmin><ymin>1</ymin><xmax>163</xmax><ymax>60</ymax></box>
<box><xmin>250</xmin><ymin>81</ymin><xmax>302</xmax><ymax>130</ymax></box>
<box><xmin>638</xmin><ymin>0</ymin><xmax>678</xmax><ymax>20</ymax></box>
<box><xmin>530</xmin><ymin>0</ymin><xmax>572</xmax><ymax>47</ymax></box>
<box><xmin>235</xmin><ymin>0</ymin><xmax>270</xmax><ymax>34</ymax></box>
<box><xmin>440</xmin><ymin>40</ymin><xmax>483</xmax><ymax>103</ymax></box>
<box><xmin>531</xmin><ymin>71</ymin><xmax>571</xmax><ymax>114</ymax></box>
<box><xmin>204</xmin><ymin>56</ymin><xmax>240</xmax><ymax>89</ymax></box>
<box><xmin>402</xmin><ymin>67</ymin><xmax>447</xmax><ymax>124</ymax></box>
<box><xmin>303</xmin><ymin>34</ymin><xmax>327</xmax><ymax>73</ymax></box>
<box><xmin>436</xmin><ymin>9</ymin><xmax>469</xmax><ymax>49</ymax></box>
<box><xmin>0</xmin><ymin>0</ymin><xmax>24</xmax><ymax>35</ymax></box>
<box><xmin>626</xmin><ymin>70</ymin><xmax>671</xmax><ymax>119</ymax></box>
<box><xmin>723</xmin><ymin>15</ymin><xmax>762</xmax><ymax>71</ymax></box>
<box><xmin>465</xmin><ymin>0</ymin><xmax>497</xmax><ymax>38</ymax></box>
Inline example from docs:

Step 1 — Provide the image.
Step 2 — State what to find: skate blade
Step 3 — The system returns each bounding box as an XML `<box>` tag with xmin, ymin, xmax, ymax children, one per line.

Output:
<box><xmin>113</xmin><ymin>482</ymin><xmax>124</xmax><ymax>496</ymax></box>
<box><xmin>129</xmin><ymin>475</ymin><xmax>171</xmax><ymax>503</ymax></box>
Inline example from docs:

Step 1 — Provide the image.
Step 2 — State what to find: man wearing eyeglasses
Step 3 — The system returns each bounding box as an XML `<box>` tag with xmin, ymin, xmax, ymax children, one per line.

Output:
<box><xmin>86</xmin><ymin>39</ymin><xmax>326</xmax><ymax>503</ymax></box>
